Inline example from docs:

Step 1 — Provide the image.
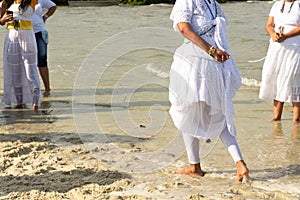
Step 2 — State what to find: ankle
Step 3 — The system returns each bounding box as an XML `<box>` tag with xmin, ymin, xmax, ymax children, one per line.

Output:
<box><xmin>236</xmin><ymin>160</ymin><xmax>246</xmax><ymax>166</ymax></box>
<box><xmin>189</xmin><ymin>163</ymin><xmax>201</xmax><ymax>172</ymax></box>
<box><xmin>272</xmin><ymin>116</ymin><xmax>281</xmax><ymax>121</ymax></box>
<box><xmin>236</xmin><ymin>160</ymin><xmax>249</xmax><ymax>173</ymax></box>
<box><xmin>32</xmin><ymin>104</ymin><xmax>38</xmax><ymax>111</ymax></box>
<box><xmin>293</xmin><ymin>119</ymin><xmax>300</xmax><ymax>124</ymax></box>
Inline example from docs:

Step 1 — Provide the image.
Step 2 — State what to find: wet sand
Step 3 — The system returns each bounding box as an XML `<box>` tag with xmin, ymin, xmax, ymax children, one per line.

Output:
<box><xmin>0</xmin><ymin>88</ymin><xmax>299</xmax><ymax>199</ymax></box>
<box><xmin>0</xmin><ymin>3</ymin><xmax>300</xmax><ymax>200</ymax></box>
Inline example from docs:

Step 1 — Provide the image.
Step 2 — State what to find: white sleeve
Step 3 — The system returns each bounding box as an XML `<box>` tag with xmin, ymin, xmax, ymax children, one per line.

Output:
<box><xmin>41</xmin><ymin>0</ymin><xmax>56</xmax><ymax>9</ymax></box>
<box><xmin>170</xmin><ymin>0</ymin><xmax>195</xmax><ymax>31</ymax></box>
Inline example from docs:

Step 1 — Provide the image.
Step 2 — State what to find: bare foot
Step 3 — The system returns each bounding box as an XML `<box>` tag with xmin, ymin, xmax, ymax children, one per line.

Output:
<box><xmin>236</xmin><ymin>160</ymin><xmax>250</xmax><ymax>182</ymax></box>
<box><xmin>14</xmin><ymin>104</ymin><xmax>25</xmax><ymax>109</ymax></box>
<box><xmin>43</xmin><ymin>90</ymin><xmax>51</xmax><ymax>97</ymax></box>
<box><xmin>175</xmin><ymin>164</ymin><xmax>205</xmax><ymax>177</ymax></box>
<box><xmin>272</xmin><ymin>117</ymin><xmax>281</xmax><ymax>122</ymax></box>
<box><xmin>32</xmin><ymin>105</ymin><xmax>38</xmax><ymax>111</ymax></box>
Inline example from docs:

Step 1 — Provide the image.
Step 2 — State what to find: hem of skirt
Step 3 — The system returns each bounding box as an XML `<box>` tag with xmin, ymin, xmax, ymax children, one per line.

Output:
<box><xmin>169</xmin><ymin>102</ymin><xmax>237</xmax><ymax>138</ymax></box>
<box><xmin>170</xmin><ymin>96</ymin><xmax>234</xmax><ymax>117</ymax></box>
<box><xmin>259</xmin><ymin>95</ymin><xmax>300</xmax><ymax>103</ymax></box>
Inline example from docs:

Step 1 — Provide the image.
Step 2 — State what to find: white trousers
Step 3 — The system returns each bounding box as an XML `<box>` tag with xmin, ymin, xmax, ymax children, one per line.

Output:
<box><xmin>182</xmin><ymin>126</ymin><xmax>243</xmax><ymax>164</ymax></box>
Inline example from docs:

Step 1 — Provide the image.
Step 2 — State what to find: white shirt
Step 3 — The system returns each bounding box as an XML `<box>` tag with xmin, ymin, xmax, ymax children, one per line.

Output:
<box><xmin>269</xmin><ymin>0</ymin><xmax>300</xmax><ymax>46</ymax></box>
<box><xmin>32</xmin><ymin>0</ymin><xmax>56</xmax><ymax>33</ymax></box>
<box><xmin>170</xmin><ymin>0</ymin><xmax>229</xmax><ymax>51</ymax></box>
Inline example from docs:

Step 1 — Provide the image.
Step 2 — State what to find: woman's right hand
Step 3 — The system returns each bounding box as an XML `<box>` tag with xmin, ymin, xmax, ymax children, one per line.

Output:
<box><xmin>271</xmin><ymin>32</ymin><xmax>281</xmax><ymax>42</ymax></box>
<box><xmin>0</xmin><ymin>12</ymin><xmax>13</xmax><ymax>25</ymax></box>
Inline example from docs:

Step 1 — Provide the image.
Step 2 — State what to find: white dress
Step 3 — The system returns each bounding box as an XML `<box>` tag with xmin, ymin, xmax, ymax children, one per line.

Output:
<box><xmin>259</xmin><ymin>0</ymin><xmax>300</xmax><ymax>102</ymax></box>
<box><xmin>1</xmin><ymin>3</ymin><xmax>42</xmax><ymax>107</ymax></box>
<box><xmin>169</xmin><ymin>0</ymin><xmax>241</xmax><ymax>139</ymax></box>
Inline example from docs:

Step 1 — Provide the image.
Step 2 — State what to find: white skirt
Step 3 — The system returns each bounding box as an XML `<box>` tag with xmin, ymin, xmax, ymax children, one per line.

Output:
<box><xmin>2</xmin><ymin>29</ymin><xmax>42</xmax><ymax>106</ymax></box>
<box><xmin>169</xmin><ymin>42</ymin><xmax>242</xmax><ymax>139</ymax></box>
<box><xmin>259</xmin><ymin>42</ymin><xmax>300</xmax><ymax>102</ymax></box>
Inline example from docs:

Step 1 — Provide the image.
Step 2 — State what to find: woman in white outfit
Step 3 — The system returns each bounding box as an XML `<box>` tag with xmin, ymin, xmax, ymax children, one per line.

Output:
<box><xmin>0</xmin><ymin>0</ymin><xmax>41</xmax><ymax>111</ymax></box>
<box><xmin>259</xmin><ymin>0</ymin><xmax>300</xmax><ymax>123</ymax></box>
<box><xmin>169</xmin><ymin>0</ymin><xmax>250</xmax><ymax>181</ymax></box>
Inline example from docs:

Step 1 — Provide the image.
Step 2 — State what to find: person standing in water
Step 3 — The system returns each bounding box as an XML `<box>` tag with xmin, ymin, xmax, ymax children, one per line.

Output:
<box><xmin>259</xmin><ymin>0</ymin><xmax>300</xmax><ymax>123</ymax></box>
<box><xmin>168</xmin><ymin>0</ymin><xmax>250</xmax><ymax>182</ymax></box>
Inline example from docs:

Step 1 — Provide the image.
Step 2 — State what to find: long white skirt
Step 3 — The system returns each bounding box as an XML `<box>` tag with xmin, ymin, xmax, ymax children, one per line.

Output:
<box><xmin>2</xmin><ymin>29</ymin><xmax>41</xmax><ymax>106</ymax></box>
<box><xmin>169</xmin><ymin>42</ymin><xmax>242</xmax><ymax>139</ymax></box>
<box><xmin>259</xmin><ymin>42</ymin><xmax>300</xmax><ymax>102</ymax></box>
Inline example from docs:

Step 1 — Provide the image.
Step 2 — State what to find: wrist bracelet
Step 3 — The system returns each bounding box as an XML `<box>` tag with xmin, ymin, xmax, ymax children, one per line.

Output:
<box><xmin>207</xmin><ymin>45</ymin><xmax>217</xmax><ymax>57</ymax></box>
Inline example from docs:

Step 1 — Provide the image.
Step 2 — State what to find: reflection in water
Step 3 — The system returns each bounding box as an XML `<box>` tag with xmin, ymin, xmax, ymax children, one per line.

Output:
<box><xmin>273</xmin><ymin>121</ymin><xmax>300</xmax><ymax>142</ymax></box>
<box><xmin>0</xmin><ymin>101</ymin><xmax>54</xmax><ymax>126</ymax></box>
<box><xmin>292</xmin><ymin>124</ymin><xmax>300</xmax><ymax>142</ymax></box>
<box><xmin>0</xmin><ymin>108</ymin><xmax>30</xmax><ymax>125</ymax></box>
<box><xmin>273</xmin><ymin>121</ymin><xmax>283</xmax><ymax>137</ymax></box>
<box><xmin>40</xmin><ymin>100</ymin><xmax>52</xmax><ymax>109</ymax></box>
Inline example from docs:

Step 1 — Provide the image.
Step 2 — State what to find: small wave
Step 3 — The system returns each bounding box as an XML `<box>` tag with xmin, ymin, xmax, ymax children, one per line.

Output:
<box><xmin>146</xmin><ymin>65</ymin><xmax>169</xmax><ymax>79</ymax></box>
<box><xmin>149</xmin><ymin>3</ymin><xmax>172</xmax><ymax>7</ymax></box>
<box><xmin>242</xmin><ymin>77</ymin><xmax>261</xmax><ymax>87</ymax></box>
<box><xmin>145</xmin><ymin>66</ymin><xmax>261</xmax><ymax>88</ymax></box>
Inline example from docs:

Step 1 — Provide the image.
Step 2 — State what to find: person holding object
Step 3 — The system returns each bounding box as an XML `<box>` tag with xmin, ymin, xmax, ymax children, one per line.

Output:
<box><xmin>259</xmin><ymin>0</ymin><xmax>300</xmax><ymax>123</ymax></box>
<box><xmin>168</xmin><ymin>0</ymin><xmax>250</xmax><ymax>182</ymax></box>
<box><xmin>0</xmin><ymin>0</ymin><xmax>41</xmax><ymax>111</ymax></box>
<box><xmin>32</xmin><ymin>0</ymin><xmax>56</xmax><ymax>96</ymax></box>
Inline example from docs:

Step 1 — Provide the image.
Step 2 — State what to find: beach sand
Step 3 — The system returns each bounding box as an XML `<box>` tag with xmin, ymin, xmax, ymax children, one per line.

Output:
<box><xmin>0</xmin><ymin>87</ymin><xmax>299</xmax><ymax>200</ymax></box>
<box><xmin>0</xmin><ymin>3</ymin><xmax>300</xmax><ymax>200</ymax></box>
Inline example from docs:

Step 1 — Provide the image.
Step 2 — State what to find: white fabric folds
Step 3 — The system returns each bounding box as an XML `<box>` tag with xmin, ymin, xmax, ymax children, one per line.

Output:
<box><xmin>169</xmin><ymin>42</ymin><xmax>241</xmax><ymax>139</ymax></box>
<box><xmin>259</xmin><ymin>42</ymin><xmax>300</xmax><ymax>102</ymax></box>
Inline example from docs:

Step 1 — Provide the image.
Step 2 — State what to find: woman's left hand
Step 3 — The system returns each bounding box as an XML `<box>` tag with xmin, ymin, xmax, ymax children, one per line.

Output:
<box><xmin>277</xmin><ymin>33</ymin><xmax>287</xmax><ymax>43</ymax></box>
<box><xmin>214</xmin><ymin>49</ymin><xmax>230</xmax><ymax>63</ymax></box>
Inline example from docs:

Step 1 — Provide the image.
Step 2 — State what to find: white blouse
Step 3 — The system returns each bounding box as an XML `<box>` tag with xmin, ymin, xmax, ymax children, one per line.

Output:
<box><xmin>269</xmin><ymin>0</ymin><xmax>300</xmax><ymax>46</ymax></box>
<box><xmin>170</xmin><ymin>0</ymin><xmax>229</xmax><ymax>51</ymax></box>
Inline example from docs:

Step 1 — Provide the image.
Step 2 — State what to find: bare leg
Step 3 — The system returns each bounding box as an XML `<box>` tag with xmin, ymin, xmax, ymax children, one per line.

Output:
<box><xmin>292</xmin><ymin>102</ymin><xmax>300</xmax><ymax>123</ymax></box>
<box><xmin>292</xmin><ymin>124</ymin><xmax>299</xmax><ymax>141</ymax></box>
<box><xmin>273</xmin><ymin>100</ymin><xmax>284</xmax><ymax>121</ymax></box>
<box><xmin>38</xmin><ymin>67</ymin><xmax>51</xmax><ymax>95</ymax></box>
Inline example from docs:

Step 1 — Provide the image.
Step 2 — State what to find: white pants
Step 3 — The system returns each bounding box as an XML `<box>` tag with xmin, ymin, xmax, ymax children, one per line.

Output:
<box><xmin>182</xmin><ymin>126</ymin><xmax>243</xmax><ymax>164</ymax></box>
